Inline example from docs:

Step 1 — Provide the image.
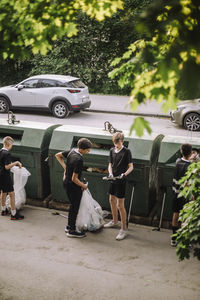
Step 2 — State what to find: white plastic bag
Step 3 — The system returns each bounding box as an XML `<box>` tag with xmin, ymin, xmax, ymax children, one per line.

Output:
<box><xmin>76</xmin><ymin>189</ymin><xmax>104</xmax><ymax>232</ymax></box>
<box><xmin>6</xmin><ymin>166</ymin><xmax>31</xmax><ymax>210</ymax></box>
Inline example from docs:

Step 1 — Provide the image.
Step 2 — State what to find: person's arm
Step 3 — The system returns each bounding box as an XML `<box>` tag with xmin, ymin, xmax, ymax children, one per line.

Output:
<box><xmin>55</xmin><ymin>152</ymin><xmax>66</xmax><ymax>171</ymax></box>
<box><xmin>72</xmin><ymin>173</ymin><xmax>88</xmax><ymax>190</ymax></box>
<box><xmin>108</xmin><ymin>149</ymin><xmax>113</xmax><ymax>177</ymax></box>
<box><xmin>122</xmin><ymin>149</ymin><xmax>134</xmax><ymax>177</ymax></box>
<box><xmin>5</xmin><ymin>161</ymin><xmax>22</xmax><ymax>170</ymax></box>
<box><xmin>124</xmin><ymin>163</ymin><xmax>133</xmax><ymax>177</ymax></box>
<box><xmin>108</xmin><ymin>162</ymin><xmax>113</xmax><ymax>177</ymax></box>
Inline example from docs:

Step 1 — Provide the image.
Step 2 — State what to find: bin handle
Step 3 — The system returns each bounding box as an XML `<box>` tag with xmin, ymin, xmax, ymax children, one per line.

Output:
<box><xmin>7</xmin><ymin>111</ymin><xmax>20</xmax><ymax>125</ymax></box>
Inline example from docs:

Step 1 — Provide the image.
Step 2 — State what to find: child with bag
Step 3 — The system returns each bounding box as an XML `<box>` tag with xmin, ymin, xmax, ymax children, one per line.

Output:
<box><xmin>55</xmin><ymin>138</ymin><xmax>92</xmax><ymax>238</ymax></box>
<box><xmin>0</xmin><ymin>136</ymin><xmax>24</xmax><ymax>220</ymax></box>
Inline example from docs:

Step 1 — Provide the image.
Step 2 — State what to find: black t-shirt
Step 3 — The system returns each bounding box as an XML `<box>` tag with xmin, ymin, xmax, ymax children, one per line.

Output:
<box><xmin>0</xmin><ymin>149</ymin><xmax>12</xmax><ymax>176</ymax></box>
<box><xmin>109</xmin><ymin>147</ymin><xmax>132</xmax><ymax>176</ymax></box>
<box><xmin>62</xmin><ymin>149</ymin><xmax>83</xmax><ymax>184</ymax></box>
<box><xmin>172</xmin><ymin>158</ymin><xmax>191</xmax><ymax>196</ymax></box>
<box><xmin>174</xmin><ymin>158</ymin><xmax>191</xmax><ymax>180</ymax></box>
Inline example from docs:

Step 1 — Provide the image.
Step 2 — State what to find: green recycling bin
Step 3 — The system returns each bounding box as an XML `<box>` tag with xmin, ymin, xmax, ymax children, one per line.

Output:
<box><xmin>0</xmin><ymin>118</ymin><xmax>58</xmax><ymax>199</ymax></box>
<box><xmin>157</xmin><ymin>135</ymin><xmax>200</xmax><ymax>220</ymax></box>
<box><xmin>48</xmin><ymin>125</ymin><xmax>114</xmax><ymax>208</ymax></box>
<box><xmin>48</xmin><ymin>124</ymin><xmax>163</xmax><ymax>217</ymax></box>
<box><xmin>124</xmin><ymin>133</ymin><xmax>164</xmax><ymax>217</ymax></box>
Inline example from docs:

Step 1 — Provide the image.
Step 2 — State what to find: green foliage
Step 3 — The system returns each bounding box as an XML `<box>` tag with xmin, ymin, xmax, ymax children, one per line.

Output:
<box><xmin>129</xmin><ymin>116</ymin><xmax>152</xmax><ymax>137</ymax></box>
<box><xmin>0</xmin><ymin>59</ymin><xmax>32</xmax><ymax>86</ymax></box>
<box><xmin>175</xmin><ymin>162</ymin><xmax>200</xmax><ymax>261</ymax></box>
<box><xmin>110</xmin><ymin>0</ymin><xmax>200</xmax><ymax>136</ymax></box>
<box><xmin>0</xmin><ymin>0</ymin><xmax>123</xmax><ymax>60</ymax></box>
<box><xmin>0</xmin><ymin>0</ymin><xmax>151</xmax><ymax>95</ymax></box>
<box><xmin>27</xmin><ymin>9</ymin><xmax>136</xmax><ymax>95</ymax></box>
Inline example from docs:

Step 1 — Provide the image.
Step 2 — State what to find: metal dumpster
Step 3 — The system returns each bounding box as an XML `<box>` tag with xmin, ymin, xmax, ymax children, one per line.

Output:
<box><xmin>48</xmin><ymin>124</ymin><xmax>163</xmax><ymax>217</ymax></box>
<box><xmin>125</xmin><ymin>133</ymin><xmax>164</xmax><ymax>217</ymax></box>
<box><xmin>0</xmin><ymin>118</ymin><xmax>58</xmax><ymax>200</ymax></box>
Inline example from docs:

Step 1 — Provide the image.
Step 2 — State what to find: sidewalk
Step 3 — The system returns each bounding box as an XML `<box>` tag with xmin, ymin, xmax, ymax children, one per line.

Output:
<box><xmin>0</xmin><ymin>205</ymin><xmax>199</xmax><ymax>300</ymax></box>
<box><xmin>87</xmin><ymin>94</ymin><xmax>170</xmax><ymax>118</ymax></box>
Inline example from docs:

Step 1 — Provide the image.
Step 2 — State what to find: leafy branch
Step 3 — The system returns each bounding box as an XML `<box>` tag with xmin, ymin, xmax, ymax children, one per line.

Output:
<box><xmin>175</xmin><ymin>162</ymin><xmax>200</xmax><ymax>261</ymax></box>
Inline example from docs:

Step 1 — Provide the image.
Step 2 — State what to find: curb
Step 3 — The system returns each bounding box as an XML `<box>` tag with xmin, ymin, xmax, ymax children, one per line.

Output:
<box><xmin>85</xmin><ymin>108</ymin><xmax>170</xmax><ymax>119</ymax></box>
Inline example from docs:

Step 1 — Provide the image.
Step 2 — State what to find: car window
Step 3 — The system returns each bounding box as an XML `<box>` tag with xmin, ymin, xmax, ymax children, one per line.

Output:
<box><xmin>56</xmin><ymin>81</ymin><xmax>69</xmax><ymax>87</ymax></box>
<box><xmin>22</xmin><ymin>79</ymin><xmax>38</xmax><ymax>88</ymax></box>
<box><xmin>65</xmin><ymin>80</ymin><xmax>86</xmax><ymax>88</ymax></box>
<box><xmin>38</xmin><ymin>79</ymin><xmax>58</xmax><ymax>88</ymax></box>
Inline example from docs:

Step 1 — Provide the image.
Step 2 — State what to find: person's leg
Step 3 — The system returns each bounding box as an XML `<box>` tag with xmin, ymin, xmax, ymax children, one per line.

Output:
<box><xmin>172</xmin><ymin>212</ymin><xmax>179</xmax><ymax>228</ymax></box>
<box><xmin>104</xmin><ymin>194</ymin><xmax>119</xmax><ymax>227</ymax></box>
<box><xmin>66</xmin><ymin>185</ymin><xmax>85</xmax><ymax>238</ymax></box>
<box><xmin>171</xmin><ymin>195</ymin><xmax>180</xmax><ymax>245</ymax></box>
<box><xmin>116</xmin><ymin>198</ymin><xmax>128</xmax><ymax>240</ymax></box>
<box><xmin>7</xmin><ymin>191</ymin><xmax>24</xmax><ymax>220</ymax></box>
<box><xmin>8</xmin><ymin>191</ymin><xmax>15</xmax><ymax>211</ymax></box>
<box><xmin>171</xmin><ymin>212</ymin><xmax>179</xmax><ymax>246</ymax></box>
<box><xmin>67</xmin><ymin>185</ymin><xmax>82</xmax><ymax>231</ymax></box>
<box><xmin>1</xmin><ymin>192</ymin><xmax>6</xmax><ymax>208</ymax></box>
<box><xmin>1</xmin><ymin>192</ymin><xmax>8</xmax><ymax>215</ymax></box>
<box><xmin>117</xmin><ymin>198</ymin><xmax>127</xmax><ymax>230</ymax></box>
<box><xmin>109</xmin><ymin>194</ymin><xmax>118</xmax><ymax>224</ymax></box>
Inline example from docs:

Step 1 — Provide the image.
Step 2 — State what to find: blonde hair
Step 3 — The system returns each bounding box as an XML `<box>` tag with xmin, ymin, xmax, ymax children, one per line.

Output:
<box><xmin>112</xmin><ymin>132</ymin><xmax>124</xmax><ymax>144</ymax></box>
<box><xmin>3</xmin><ymin>136</ymin><xmax>14</xmax><ymax>147</ymax></box>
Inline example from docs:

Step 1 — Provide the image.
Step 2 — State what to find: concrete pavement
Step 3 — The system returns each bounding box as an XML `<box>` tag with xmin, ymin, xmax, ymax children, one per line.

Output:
<box><xmin>87</xmin><ymin>94</ymin><xmax>170</xmax><ymax>118</ymax></box>
<box><xmin>0</xmin><ymin>205</ymin><xmax>199</xmax><ymax>300</ymax></box>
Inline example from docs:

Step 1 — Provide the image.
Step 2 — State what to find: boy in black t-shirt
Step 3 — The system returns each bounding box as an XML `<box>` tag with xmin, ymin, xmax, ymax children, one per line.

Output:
<box><xmin>104</xmin><ymin>132</ymin><xmax>133</xmax><ymax>240</ymax></box>
<box><xmin>171</xmin><ymin>143</ymin><xmax>192</xmax><ymax>247</ymax></box>
<box><xmin>0</xmin><ymin>136</ymin><xmax>24</xmax><ymax>220</ymax></box>
<box><xmin>55</xmin><ymin>138</ymin><xmax>92</xmax><ymax>238</ymax></box>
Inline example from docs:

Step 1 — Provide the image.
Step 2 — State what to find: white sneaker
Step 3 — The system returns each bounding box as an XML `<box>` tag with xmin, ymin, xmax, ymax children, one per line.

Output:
<box><xmin>104</xmin><ymin>220</ymin><xmax>120</xmax><ymax>228</ymax></box>
<box><xmin>116</xmin><ymin>229</ymin><xmax>127</xmax><ymax>240</ymax></box>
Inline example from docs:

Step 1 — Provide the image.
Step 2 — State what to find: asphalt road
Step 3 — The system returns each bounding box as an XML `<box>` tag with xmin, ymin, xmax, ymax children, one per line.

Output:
<box><xmin>1</xmin><ymin>109</ymin><xmax>199</xmax><ymax>139</ymax></box>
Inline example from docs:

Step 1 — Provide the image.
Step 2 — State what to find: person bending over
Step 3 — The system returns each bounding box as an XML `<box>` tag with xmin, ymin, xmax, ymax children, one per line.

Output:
<box><xmin>55</xmin><ymin>138</ymin><xmax>92</xmax><ymax>238</ymax></box>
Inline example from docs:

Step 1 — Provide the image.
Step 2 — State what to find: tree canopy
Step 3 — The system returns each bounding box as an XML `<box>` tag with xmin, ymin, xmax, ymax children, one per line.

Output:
<box><xmin>109</xmin><ymin>0</ymin><xmax>200</xmax><ymax>136</ymax></box>
<box><xmin>0</xmin><ymin>0</ymin><xmax>150</xmax><ymax>96</ymax></box>
<box><xmin>0</xmin><ymin>0</ymin><xmax>123</xmax><ymax>60</ymax></box>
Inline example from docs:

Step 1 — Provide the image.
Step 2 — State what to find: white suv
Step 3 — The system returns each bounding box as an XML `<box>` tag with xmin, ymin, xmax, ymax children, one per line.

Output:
<box><xmin>0</xmin><ymin>74</ymin><xmax>91</xmax><ymax>118</ymax></box>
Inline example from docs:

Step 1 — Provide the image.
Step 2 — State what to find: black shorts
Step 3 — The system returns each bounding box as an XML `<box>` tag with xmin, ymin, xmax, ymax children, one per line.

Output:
<box><xmin>109</xmin><ymin>179</ymin><xmax>126</xmax><ymax>199</ymax></box>
<box><xmin>0</xmin><ymin>174</ymin><xmax>14</xmax><ymax>193</ymax></box>
<box><xmin>172</xmin><ymin>195</ymin><xmax>187</xmax><ymax>213</ymax></box>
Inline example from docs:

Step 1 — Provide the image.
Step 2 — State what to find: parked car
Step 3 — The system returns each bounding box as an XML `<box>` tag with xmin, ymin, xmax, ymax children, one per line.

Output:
<box><xmin>170</xmin><ymin>99</ymin><xmax>200</xmax><ymax>131</ymax></box>
<box><xmin>0</xmin><ymin>74</ymin><xmax>91</xmax><ymax>118</ymax></box>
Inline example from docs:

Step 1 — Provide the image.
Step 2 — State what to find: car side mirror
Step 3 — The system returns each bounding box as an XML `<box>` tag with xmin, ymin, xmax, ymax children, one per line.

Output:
<box><xmin>17</xmin><ymin>84</ymin><xmax>24</xmax><ymax>91</ymax></box>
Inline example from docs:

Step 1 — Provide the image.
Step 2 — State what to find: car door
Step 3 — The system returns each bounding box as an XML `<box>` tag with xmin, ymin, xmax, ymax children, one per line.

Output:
<box><xmin>34</xmin><ymin>79</ymin><xmax>59</xmax><ymax>108</ymax></box>
<box><xmin>10</xmin><ymin>79</ymin><xmax>38</xmax><ymax>107</ymax></box>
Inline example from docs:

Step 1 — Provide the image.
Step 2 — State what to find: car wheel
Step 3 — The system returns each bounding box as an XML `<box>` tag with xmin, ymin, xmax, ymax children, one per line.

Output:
<box><xmin>183</xmin><ymin>113</ymin><xmax>200</xmax><ymax>131</ymax></box>
<box><xmin>0</xmin><ymin>97</ymin><xmax>9</xmax><ymax>113</ymax></box>
<box><xmin>52</xmin><ymin>101</ymin><xmax>69</xmax><ymax>118</ymax></box>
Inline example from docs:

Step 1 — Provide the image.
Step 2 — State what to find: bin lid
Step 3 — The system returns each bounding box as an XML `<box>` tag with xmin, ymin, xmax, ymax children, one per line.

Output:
<box><xmin>0</xmin><ymin>118</ymin><xmax>57</xmax><ymax>150</ymax></box>
<box><xmin>49</xmin><ymin>124</ymin><xmax>160</xmax><ymax>163</ymax></box>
